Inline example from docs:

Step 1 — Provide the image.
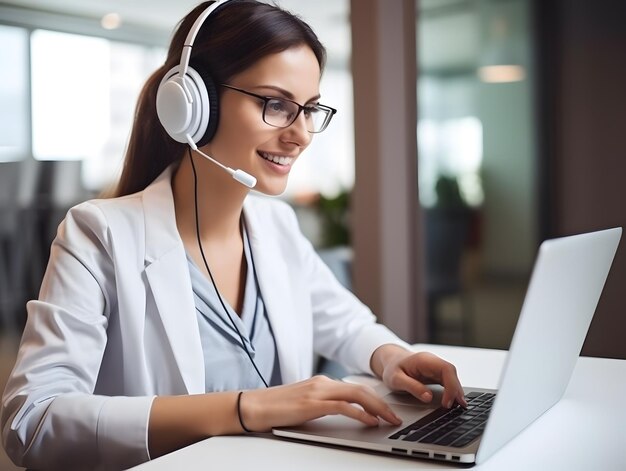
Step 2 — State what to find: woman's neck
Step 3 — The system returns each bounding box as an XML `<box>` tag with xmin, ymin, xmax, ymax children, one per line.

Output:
<box><xmin>172</xmin><ymin>151</ymin><xmax>249</xmax><ymax>243</ymax></box>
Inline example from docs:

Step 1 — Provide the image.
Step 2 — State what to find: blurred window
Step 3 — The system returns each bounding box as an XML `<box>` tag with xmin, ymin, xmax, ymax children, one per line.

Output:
<box><xmin>418</xmin><ymin>115</ymin><xmax>483</xmax><ymax>208</ymax></box>
<box><xmin>31</xmin><ymin>30</ymin><xmax>164</xmax><ymax>190</ymax></box>
<box><xmin>286</xmin><ymin>67</ymin><xmax>354</xmax><ymax>198</ymax></box>
<box><xmin>280</xmin><ymin>0</ymin><xmax>354</xmax><ymax>201</ymax></box>
<box><xmin>0</xmin><ymin>25</ymin><xmax>29</xmax><ymax>162</ymax></box>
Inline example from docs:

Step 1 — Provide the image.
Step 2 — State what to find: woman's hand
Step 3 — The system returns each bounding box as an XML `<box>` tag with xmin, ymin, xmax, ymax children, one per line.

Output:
<box><xmin>238</xmin><ymin>375</ymin><xmax>402</xmax><ymax>432</ymax></box>
<box><xmin>149</xmin><ymin>351</ymin><xmax>460</xmax><ymax>456</ymax></box>
<box><xmin>370</xmin><ymin>344</ymin><xmax>467</xmax><ymax>409</ymax></box>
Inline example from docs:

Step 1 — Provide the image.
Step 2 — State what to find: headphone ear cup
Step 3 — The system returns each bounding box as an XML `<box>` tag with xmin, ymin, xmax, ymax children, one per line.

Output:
<box><xmin>195</xmin><ymin>68</ymin><xmax>220</xmax><ymax>146</ymax></box>
<box><xmin>156</xmin><ymin>66</ymin><xmax>210</xmax><ymax>144</ymax></box>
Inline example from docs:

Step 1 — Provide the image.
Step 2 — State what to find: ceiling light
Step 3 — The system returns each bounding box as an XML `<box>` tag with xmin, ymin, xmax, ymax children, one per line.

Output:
<box><xmin>478</xmin><ymin>65</ymin><xmax>526</xmax><ymax>83</ymax></box>
<box><xmin>101</xmin><ymin>13</ymin><xmax>122</xmax><ymax>30</ymax></box>
<box><xmin>477</xmin><ymin>16</ymin><xmax>526</xmax><ymax>84</ymax></box>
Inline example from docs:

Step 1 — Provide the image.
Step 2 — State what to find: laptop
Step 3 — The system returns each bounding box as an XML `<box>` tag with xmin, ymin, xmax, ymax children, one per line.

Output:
<box><xmin>273</xmin><ymin>227</ymin><xmax>622</xmax><ymax>465</ymax></box>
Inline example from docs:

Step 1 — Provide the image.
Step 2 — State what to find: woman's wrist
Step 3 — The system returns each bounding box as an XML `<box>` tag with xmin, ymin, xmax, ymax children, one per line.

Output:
<box><xmin>236</xmin><ymin>391</ymin><xmax>252</xmax><ymax>432</ymax></box>
<box><xmin>236</xmin><ymin>389</ymin><xmax>270</xmax><ymax>433</ymax></box>
<box><xmin>370</xmin><ymin>344</ymin><xmax>412</xmax><ymax>378</ymax></box>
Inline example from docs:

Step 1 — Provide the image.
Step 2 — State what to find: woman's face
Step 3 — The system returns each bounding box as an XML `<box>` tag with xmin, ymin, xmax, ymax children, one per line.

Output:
<box><xmin>202</xmin><ymin>45</ymin><xmax>321</xmax><ymax>195</ymax></box>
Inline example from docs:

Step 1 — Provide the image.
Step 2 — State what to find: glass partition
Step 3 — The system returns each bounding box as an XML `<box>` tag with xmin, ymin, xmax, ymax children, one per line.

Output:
<box><xmin>417</xmin><ymin>0</ymin><xmax>536</xmax><ymax>348</ymax></box>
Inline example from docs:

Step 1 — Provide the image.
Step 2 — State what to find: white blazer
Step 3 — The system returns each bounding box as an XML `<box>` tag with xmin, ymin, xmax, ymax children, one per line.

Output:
<box><xmin>1</xmin><ymin>166</ymin><xmax>406</xmax><ymax>470</ymax></box>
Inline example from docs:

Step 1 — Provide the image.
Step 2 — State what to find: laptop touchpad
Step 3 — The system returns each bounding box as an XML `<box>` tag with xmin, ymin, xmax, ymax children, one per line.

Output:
<box><xmin>384</xmin><ymin>385</ymin><xmax>445</xmax><ymax>408</ymax></box>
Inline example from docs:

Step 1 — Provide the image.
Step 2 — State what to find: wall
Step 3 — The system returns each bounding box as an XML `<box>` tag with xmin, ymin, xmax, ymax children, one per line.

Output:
<box><xmin>351</xmin><ymin>0</ymin><xmax>424</xmax><ymax>341</ymax></box>
<box><xmin>536</xmin><ymin>0</ymin><xmax>626</xmax><ymax>358</ymax></box>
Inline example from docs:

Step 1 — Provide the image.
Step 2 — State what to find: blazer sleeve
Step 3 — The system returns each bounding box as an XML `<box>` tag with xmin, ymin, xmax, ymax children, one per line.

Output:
<box><xmin>278</xmin><ymin>203</ymin><xmax>411</xmax><ymax>375</ymax></box>
<box><xmin>0</xmin><ymin>202</ymin><xmax>154</xmax><ymax>470</ymax></box>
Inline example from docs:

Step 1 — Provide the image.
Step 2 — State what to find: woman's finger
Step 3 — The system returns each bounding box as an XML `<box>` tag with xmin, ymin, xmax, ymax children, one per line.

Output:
<box><xmin>438</xmin><ymin>363</ymin><xmax>467</xmax><ymax>408</ymax></box>
<box><xmin>320</xmin><ymin>400</ymin><xmax>380</xmax><ymax>426</ymax></box>
<box><xmin>387</xmin><ymin>370</ymin><xmax>434</xmax><ymax>404</ymax></box>
<box><xmin>326</xmin><ymin>382</ymin><xmax>402</xmax><ymax>425</ymax></box>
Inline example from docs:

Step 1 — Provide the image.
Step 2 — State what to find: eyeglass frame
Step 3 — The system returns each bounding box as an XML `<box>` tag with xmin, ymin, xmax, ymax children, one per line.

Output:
<box><xmin>220</xmin><ymin>84</ymin><xmax>337</xmax><ymax>133</ymax></box>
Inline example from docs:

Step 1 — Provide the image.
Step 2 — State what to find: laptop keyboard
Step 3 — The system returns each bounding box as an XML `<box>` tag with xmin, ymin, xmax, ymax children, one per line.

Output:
<box><xmin>388</xmin><ymin>391</ymin><xmax>495</xmax><ymax>448</ymax></box>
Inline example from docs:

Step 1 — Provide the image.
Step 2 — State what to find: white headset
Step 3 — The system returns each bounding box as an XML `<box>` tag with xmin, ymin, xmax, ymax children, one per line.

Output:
<box><xmin>156</xmin><ymin>0</ymin><xmax>235</xmax><ymax>146</ymax></box>
<box><xmin>156</xmin><ymin>0</ymin><xmax>257</xmax><ymax>188</ymax></box>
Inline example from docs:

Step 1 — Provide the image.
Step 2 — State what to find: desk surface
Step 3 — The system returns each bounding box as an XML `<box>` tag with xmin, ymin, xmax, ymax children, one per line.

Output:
<box><xmin>131</xmin><ymin>344</ymin><xmax>626</xmax><ymax>471</ymax></box>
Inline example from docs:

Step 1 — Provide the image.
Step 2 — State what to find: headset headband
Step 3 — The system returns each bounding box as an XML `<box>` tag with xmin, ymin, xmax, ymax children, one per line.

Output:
<box><xmin>156</xmin><ymin>0</ymin><xmax>240</xmax><ymax>144</ymax></box>
<box><xmin>177</xmin><ymin>0</ymin><xmax>235</xmax><ymax>97</ymax></box>
<box><xmin>180</xmin><ymin>0</ymin><xmax>234</xmax><ymax>77</ymax></box>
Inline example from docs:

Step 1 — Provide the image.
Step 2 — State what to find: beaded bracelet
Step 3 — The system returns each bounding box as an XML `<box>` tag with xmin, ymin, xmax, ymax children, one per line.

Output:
<box><xmin>237</xmin><ymin>391</ymin><xmax>252</xmax><ymax>433</ymax></box>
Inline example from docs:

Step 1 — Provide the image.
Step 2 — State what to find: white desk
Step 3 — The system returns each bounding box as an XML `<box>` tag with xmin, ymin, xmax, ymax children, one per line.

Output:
<box><xmin>131</xmin><ymin>344</ymin><xmax>626</xmax><ymax>471</ymax></box>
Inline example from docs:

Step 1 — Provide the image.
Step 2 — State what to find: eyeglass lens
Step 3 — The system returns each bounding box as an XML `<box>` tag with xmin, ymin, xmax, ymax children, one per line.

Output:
<box><xmin>263</xmin><ymin>98</ymin><xmax>331</xmax><ymax>133</ymax></box>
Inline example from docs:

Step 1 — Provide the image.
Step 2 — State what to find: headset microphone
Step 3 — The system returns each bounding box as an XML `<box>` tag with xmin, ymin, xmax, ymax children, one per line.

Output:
<box><xmin>186</xmin><ymin>135</ymin><xmax>257</xmax><ymax>189</ymax></box>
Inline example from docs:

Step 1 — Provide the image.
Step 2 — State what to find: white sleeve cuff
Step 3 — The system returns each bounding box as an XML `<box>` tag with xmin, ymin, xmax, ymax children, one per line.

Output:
<box><xmin>96</xmin><ymin>395</ymin><xmax>156</xmax><ymax>468</ymax></box>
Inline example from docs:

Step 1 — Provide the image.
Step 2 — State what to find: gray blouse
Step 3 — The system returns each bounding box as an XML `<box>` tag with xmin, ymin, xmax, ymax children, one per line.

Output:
<box><xmin>187</xmin><ymin>227</ymin><xmax>282</xmax><ymax>392</ymax></box>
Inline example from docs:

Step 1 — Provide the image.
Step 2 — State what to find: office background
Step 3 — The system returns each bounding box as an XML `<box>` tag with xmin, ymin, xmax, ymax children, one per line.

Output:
<box><xmin>0</xmin><ymin>0</ymin><xmax>625</xmax><ymax>468</ymax></box>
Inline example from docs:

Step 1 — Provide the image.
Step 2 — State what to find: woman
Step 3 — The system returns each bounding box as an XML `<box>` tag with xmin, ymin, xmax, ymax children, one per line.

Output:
<box><xmin>1</xmin><ymin>1</ymin><xmax>466</xmax><ymax>469</ymax></box>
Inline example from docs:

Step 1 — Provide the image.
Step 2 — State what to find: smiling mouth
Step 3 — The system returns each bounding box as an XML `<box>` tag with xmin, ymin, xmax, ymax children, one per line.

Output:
<box><xmin>258</xmin><ymin>151</ymin><xmax>295</xmax><ymax>166</ymax></box>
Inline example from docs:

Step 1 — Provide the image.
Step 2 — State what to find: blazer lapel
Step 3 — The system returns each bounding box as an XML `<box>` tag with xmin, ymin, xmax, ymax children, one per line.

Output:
<box><xmin>142</xmin><ymin>167</ymin><xmax>205</xmax><ymax>394</ymax></box>
<box><xmin>244</xmin><ymin>203</ymin><xmax>302</xmax><ymax>384</ymax></box>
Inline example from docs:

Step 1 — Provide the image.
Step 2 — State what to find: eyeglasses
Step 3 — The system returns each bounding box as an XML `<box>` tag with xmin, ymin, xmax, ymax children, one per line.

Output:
<box><xmin>220</xmin><ymin>84</ymin><xmax>337</xmax><ymax>134</ymax></box>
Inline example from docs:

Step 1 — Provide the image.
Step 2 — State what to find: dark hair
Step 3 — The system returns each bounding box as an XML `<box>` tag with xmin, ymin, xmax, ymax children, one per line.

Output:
<box><xmin>113</xmin><ymin>0</ymin><xmax>326</xmax><ymax>197</ymax></box>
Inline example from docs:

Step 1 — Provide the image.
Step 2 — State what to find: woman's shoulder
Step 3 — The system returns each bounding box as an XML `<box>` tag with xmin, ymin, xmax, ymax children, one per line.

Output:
<box><xmin>67</xmin><ymin>191</ymin><xmax>145</xmax><ymax>224</ymax></box>
<box><xmin>74</xmin><ymin>165</ymin><xmax>174</xmax><ymax>222</ymax></box>
<box><xmin>58</xmin><ymin>184</ymin><xmax>160</xmax><ymax>253</ymax></box>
